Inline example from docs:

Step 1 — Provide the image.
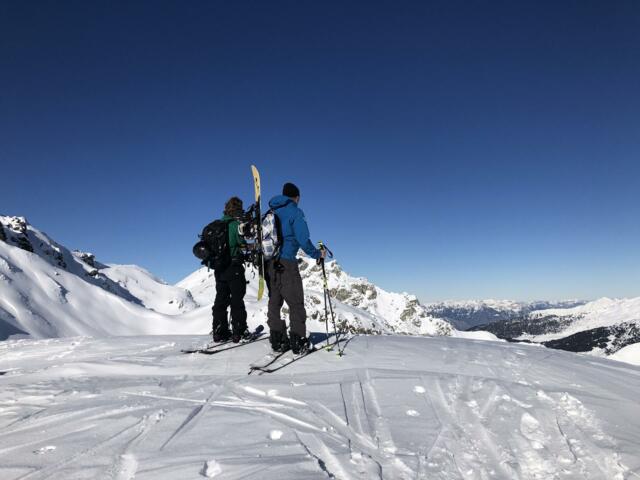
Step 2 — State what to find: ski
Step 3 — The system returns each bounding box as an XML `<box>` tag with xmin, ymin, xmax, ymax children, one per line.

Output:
<box><xmin>191</xmin><ymin>335</ymin><xmax>268</xmax><ymax>355</ymax></box>
<box><xmin>250</xmin><ymin>165</ymin><xmax>266</xmax><ymax>301</ymax></box>
<box><xmin>182</xmin><ymin>325</ymin><xmax>265</xmax><ymax>354</ymax></box>
<box><xmin>251</xmin><ymin>341</ymin><xmax>337</xmax><ymax>375</ymax></box>
<box><xmin>181</xmin><ymin>340</ymin><xmax>233</xmax><ymax>354</ymax></box>
<box><xmin>247</xmin><ymin>350</ymin><xmax>289</xmax><ymax>374</ymax></box>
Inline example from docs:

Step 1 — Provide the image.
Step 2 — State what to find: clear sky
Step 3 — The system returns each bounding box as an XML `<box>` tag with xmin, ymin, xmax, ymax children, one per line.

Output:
<box><xmin>1</xmin><ymin>1</ymin><xmax>639</xmax><ymax>301</ymax></box>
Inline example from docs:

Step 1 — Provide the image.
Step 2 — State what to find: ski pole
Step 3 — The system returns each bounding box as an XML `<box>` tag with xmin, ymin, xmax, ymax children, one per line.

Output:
<box><xmin>317</xmin><ymin>242</ymin><xmax>341</xmax><ymax>354</ymax></box>
<box><xmin>322</xmin><ymin>278</ymin><xmax>330</xmax><ymax>348</ymax></box>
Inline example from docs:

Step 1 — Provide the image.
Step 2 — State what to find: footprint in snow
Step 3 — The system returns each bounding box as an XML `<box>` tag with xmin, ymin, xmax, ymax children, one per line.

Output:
<box><xmin>33</xmin><ymin>446</ymin><xmax>56</xmax><ymax>455</ymax></box>
<box><xmin>200</xmin><ymin>459</ymin><xmax>222</xmax><ymax>478</ymax></box>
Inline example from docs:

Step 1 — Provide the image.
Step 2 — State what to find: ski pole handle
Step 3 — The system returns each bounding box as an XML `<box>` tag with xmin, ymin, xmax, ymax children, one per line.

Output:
<box><xmin>319</xmin><ymin>242</ymin><xmax>333</xmax><ymax>258</ymax></box>
<box><xmin>317</xmin><ymin>241</ymin><xmax>328</xmax><ymax>265</ymax></box>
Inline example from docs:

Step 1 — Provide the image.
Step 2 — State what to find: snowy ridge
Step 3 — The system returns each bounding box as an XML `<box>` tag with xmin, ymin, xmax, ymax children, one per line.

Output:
<box><xmin>0</xmin><ymin>216</ymin><xmax>207</xmax><ymax>339</ymax></box>
<box><xmin>528</xmin><ymin>297</ymin><xmax>640</xmax><ymax>341</ymax></box>
<box><xmin>470</xmin><ymin>296</ymin><xmax>640</xmax><ymax>361</ymax></box>
<box><xmin>0</xmin><ymin>215</ymin><xmax>452</xmax><ymax>340</ymax></box>
<box><xmin>3</xmin><ymin>214</ymin><xmax>638</xmax><ymax>364</ymax></box>
<box><xmin>101</xmin><ymin>264</ymin><xmax>198</xmax><ymax>315</ymax></box>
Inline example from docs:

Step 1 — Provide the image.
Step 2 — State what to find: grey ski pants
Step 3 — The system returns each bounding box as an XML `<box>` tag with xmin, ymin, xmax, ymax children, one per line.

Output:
<box><xmin>267</xmin><ymin>258</ymin><xmax>307</xmax><ymax>337</ymax></box>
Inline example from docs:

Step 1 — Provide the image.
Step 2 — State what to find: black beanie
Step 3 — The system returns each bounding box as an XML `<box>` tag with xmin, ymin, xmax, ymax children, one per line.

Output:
<box><xmin>283</xmin><ymin>182</ymin><xmax>300</xmax><ymax>198</ymax></box>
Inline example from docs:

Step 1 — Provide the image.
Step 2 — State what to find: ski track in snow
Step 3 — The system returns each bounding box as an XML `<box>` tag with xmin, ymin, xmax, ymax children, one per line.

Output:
<box><xmin>0</xmin><ymin>335</ymin><xmax>639</xmax><ymax>479</ymax></box>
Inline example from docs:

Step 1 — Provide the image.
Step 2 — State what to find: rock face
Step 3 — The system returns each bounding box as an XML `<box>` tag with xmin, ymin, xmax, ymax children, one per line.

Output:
<box><xmin>75</xmin><ymin>251</ymin><xmax>97</xmax><ymax>268</ymax></box>
<box><xmin>297</xmin><ymin>257</ymin><xmax>453</xmax><ymax>336</ymax></box>
<box><xmin>180</xmin><ymin>257</ymin><xmax>454</xmax><ymax>337</ymax></box>
<box><xmin>3</xmin><ymin>217</ymin><xmax>34</xmax><ymax>253</ymax></box>
<box><xmin>0</xmin><ymin>220</ymin><xmax>6</xmax><ymax>242</ymax></box>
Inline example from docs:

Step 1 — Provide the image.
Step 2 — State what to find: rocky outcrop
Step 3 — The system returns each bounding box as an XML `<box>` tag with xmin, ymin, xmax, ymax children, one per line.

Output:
<box><xmin>77</xmin><ymin>251</ymin><xmax>97</xmax><ymax>268</ymax></box>
<box><xmin>297</xmin><ymin>256</ymin><xmax>453</xmax><ymax>336</ymax></box>
<box><xmin>4</xmin><ymin>217</ymin><xmax>34</xmax><ymax>253</ymax></box>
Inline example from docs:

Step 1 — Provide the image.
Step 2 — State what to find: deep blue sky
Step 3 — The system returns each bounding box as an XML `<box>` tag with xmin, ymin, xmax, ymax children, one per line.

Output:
<box><xmin>1</xmin><ymin>1</ymin><xmax>639</xmax><ymax>301</ymax></box>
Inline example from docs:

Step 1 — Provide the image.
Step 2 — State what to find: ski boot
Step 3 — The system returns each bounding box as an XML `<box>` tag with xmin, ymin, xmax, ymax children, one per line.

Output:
<box><xmin>232</xmin><ymin>327</ymin><xmax>252</xmax><ymax>344</ymax></box>
<box><xmin>212</xmin><ymin>325</ymin><xmax>232</xmax><ymax>343</ymax></box>
<box><xmin>289</xmin><ymin>332</ymin><xmax>311</xmax><ymax>355</ymax></box>
<box><xmin>269</xmin><ymin>330</ymin><xmax>290</xmax><ymax>352</ymax></box>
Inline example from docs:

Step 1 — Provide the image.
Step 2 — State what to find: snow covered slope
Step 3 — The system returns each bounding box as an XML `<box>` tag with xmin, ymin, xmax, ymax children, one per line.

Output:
<box><xmin>0</xmin><ymin>216</ymin><xmax>207</xmax><ymax>339</ymax></box>
<box><xmin>3</xmin><ymin>214</ymin><xmax>637</xmax><ymax>363</ymax></box>
<box><xmin>473</xmin><ymin>297</ymin><xmax>640</xmax><ymax>358</ymax></box>
<box><xmin>0</xmin><ymin>334</ymin><xmax>638</xmax><ymax>479</ymax></box>
<box><xmin>611</xmin><ymin>343</ymin><xmax>640</xmax><ymax>366</ymax></box>
<box><xmin>101</xmin><ymin>264</ymin><xmax>198</xmax><ymax>315</ymax></box>
<box><xmin>528</xmin><ymin>297</ymin><xmax>640</xmax><ymax>341</ymax></box>
<box><xmin>0</xmin><ymin>216</ymin><xmax>451</xmax><ymax>340</ymax></box>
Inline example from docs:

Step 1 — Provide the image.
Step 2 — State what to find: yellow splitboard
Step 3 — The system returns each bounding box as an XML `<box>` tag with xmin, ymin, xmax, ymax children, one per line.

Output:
<box><xmin>251</xmin><ymin>165</ymin><xmax>265</xmax><ymax>301</ymax></box>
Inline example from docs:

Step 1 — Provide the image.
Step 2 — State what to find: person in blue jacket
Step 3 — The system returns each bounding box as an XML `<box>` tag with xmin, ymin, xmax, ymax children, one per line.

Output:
<box><xmin>267</xmin><ymin>182</ymin><xmax>325</xmax><ymax>354</ymax></box>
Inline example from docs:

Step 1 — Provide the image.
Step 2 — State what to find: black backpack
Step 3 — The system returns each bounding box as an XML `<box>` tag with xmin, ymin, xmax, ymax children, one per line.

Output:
<box><xmin>192</xmin><ymin>219</ymin><xmax>231</xmax><ymax>271</ymax></box>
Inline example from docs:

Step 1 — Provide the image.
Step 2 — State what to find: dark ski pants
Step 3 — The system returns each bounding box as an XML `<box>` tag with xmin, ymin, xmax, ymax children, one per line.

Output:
<box><xmin>212</xmin><ymin>263</ymin><xmax>247</xmax><ymax>335</ymax></box>
<box><xmin>267</xmin><ymin>258</ymin><xmax>307</xmax><ymax>337</ymax></box>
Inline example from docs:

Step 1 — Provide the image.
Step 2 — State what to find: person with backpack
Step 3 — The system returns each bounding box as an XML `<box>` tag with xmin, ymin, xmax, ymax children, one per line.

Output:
<box><xmin>266</xmin><ymin>183</ymin><xmax>325</xmax><ymax>354</ymax></box>
<box><xmin>209</xmin><ymin>196</ymin><xmax>250</xmax><ymax>343</ymax></box>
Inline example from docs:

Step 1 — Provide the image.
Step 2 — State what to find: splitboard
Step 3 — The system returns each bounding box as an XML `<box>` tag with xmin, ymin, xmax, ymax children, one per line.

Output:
<box><xmin>250</xmin><ymin>165</ymin><xmax>266</xmax><ymax>301</ymax></box>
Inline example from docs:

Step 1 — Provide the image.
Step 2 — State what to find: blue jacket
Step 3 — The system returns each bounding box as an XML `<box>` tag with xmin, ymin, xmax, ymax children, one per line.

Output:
<box><xmin>268</xmin><ymin>195</ymin><xmax>321</xmax><ymax>261</ymax></box>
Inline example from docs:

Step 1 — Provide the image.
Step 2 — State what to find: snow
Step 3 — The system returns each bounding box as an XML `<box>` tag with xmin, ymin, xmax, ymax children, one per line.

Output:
<box><xmin>0</xmin><ymin>216</ymin><xmax>451</xmax><ymax>341</ymax></box>
<box><xmin>2</xmin><ymin>216</ymin><xmax>640</xmax><ymax>477</ymax></box>
<box><xmin>610</xmin><ymin>343</ymin><xmax>640</xmax><ymax>366</ymax></box>
<box><xmin>523</xmin><ymin>297</ymin><xmax>640</xmax><ymax>343</ymax></box>
<box><xmin>1</xmin><ymin>334</ymin><xmax>639</xmax><ymax>479</ymax></box>
<box><xmin>101</xmin><ymin>264</ymin><xmax>198</xmax><ymax>315</ymax></box>
<box><xmin>451</xmin><ymin>330</ymin><xmax>504</xmax><ymax>342</ymax></box>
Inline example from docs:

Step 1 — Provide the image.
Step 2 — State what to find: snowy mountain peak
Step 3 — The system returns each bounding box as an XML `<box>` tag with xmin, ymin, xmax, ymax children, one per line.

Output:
<box><xmin>177</xmin><ymin>255</ymin><xmax>453</xmax><ymax>337</ymax></box>
<box><xmin>0</xmin><ymin>216</ymin><xmax>453</xmax><ymax>340</ymax></box>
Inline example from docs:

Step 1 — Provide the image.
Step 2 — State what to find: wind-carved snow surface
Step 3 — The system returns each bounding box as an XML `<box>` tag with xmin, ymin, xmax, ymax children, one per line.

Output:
<box><xmin>0</xmin><ymin>335</ymin><xmax>639</xmax><ymax>479</ymax></box>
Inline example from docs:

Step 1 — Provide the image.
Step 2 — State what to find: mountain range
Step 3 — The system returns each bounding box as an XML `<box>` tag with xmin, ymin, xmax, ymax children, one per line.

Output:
<box><xmin>1</xmin><ymin>215</ymin><xmax>638</xmax><ymax>365</ymax></box>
